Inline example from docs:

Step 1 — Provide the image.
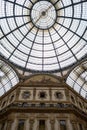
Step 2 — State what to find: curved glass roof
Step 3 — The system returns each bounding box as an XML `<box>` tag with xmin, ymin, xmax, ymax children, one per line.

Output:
<box><xmin>66</xmin><ymin>60</ymin><xmax>87</xmax><ymax>99</ymax></box>
<box><xmin>0</xmin><ymin>59</ymin><xmax>19</xmax><ymax>96</ymax></box>
<box><xmin>0</xmin><ymin>0</ymin><xmax>87</xmax><ymax>72</ymax></box>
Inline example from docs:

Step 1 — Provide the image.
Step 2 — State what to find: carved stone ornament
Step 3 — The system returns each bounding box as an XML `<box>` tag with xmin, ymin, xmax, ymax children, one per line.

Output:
<box><xmin>54</xmin><ymin>92</ymin><xmax>63</xmax><ymax>99</ymax></box>
<box><xmin>22</xmin><ymin>91</ymin><xmax>31</xmax><ymax>99</ymax></box>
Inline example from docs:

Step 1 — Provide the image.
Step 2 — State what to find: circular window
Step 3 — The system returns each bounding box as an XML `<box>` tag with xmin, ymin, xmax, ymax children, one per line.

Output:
<box><xmin>31</xmin><ymin>1</ymin><xmax>56</xmax><ymax>29</ymax></box>
<box><xmin>1</xmin><ymin>101</ymin><xmax>6</xmax><ymax>108</ymax></box>
<box><xmin>79</xmin><ymin>102</ymin><xmax>82</xmax><ymax>108</ymax></box>
<box><xmin>71</xmin><ymin>96</ymin><xmax>75</xmax><ymax>103</ymax></box>
<box><xmin>10</xmin><ymin>95</ymin><xmax>15</xmax><ymax>102</ymax></box>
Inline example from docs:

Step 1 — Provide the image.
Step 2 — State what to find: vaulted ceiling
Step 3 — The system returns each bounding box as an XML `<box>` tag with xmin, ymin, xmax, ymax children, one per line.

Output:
<box><xmin>0</xmin><ymin>0</ymin><xmax>87</xmax><ymax>98</ymax></box>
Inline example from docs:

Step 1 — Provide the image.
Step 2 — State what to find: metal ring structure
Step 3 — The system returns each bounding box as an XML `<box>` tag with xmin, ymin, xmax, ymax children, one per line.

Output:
<box><xmin>0</xmin><ymin>0</ymin><xmax>87</xmax><ymax>72</ymax></box>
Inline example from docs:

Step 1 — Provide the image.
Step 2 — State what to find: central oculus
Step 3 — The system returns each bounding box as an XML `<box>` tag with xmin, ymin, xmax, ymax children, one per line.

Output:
<box><xmin>31</xmin><ymin>1</ymin><xmax>56</xmax><ymax>29</ymax></box>
<box><xmin>42</xmin><ymin>11</ymin><xmax>46</xmax><ymax>16</ymax></box>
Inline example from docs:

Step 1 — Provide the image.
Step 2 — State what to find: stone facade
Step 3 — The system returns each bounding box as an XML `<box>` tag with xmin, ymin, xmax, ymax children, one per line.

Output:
<box><xmin>0</xmin><ymin>74</ymin><xmax>87</xmax><ymax>130</ymax></box>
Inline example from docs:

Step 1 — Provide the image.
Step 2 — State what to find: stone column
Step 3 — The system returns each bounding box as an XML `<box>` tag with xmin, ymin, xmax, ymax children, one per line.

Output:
<box><xmin>71</xmin><ymin>122</ymin><xmax>78</xmax><ymax>130</ymax></box>
<box><xmin>50</xmin><ymin>119</ymin><xmax>55</xmax><ymax>130</ymax></box>
<box><xmin>33</xmin><ymin>88</ymin><xmax>36</xmax><ymax>100</ymax></box>
<box><xmin>0</xmin><ymin>123</ymin><xmax>2</xmax><ymax>130</ymax></box>
<box><xmin>0</xmin><ymin>123</ymin><xmax>4</xmax><ymax>130</ymax></box>
<box><xmin>67</xmin><ymin>119</ymin><xmax>73</xmax><ymax>130</ymax></box>
<box><xmin>6</xmin><ymin>120</ymin><xmax>13</xmax><ymax>130</ymax></box>
<box><xmin>49</xmin><ymin>88</ymin><xmax>52</xmax><ymax>101</ymax></box>
<box><xmin>1</xmin><ymin>122</ymin><xmax>6</xmax><ymax>130</ymax></box>
<box><xmin>11</xmin><ymin>118</ymin><xmax>18</xmax><ymax>130</ymax></box>
<box><xmin>85</xmin><ymin>126</ymin><xmax>87</xmax><ymax>130</ymax></box>
<box><xmin>25</xmin><ymin>119</ymin><xmax>29</xmax><ymax>130</ymax></box>
<box><xmin>29</xmin><ymin>119</ymin><xmax>34</xmax><ymax>130</ymax></box>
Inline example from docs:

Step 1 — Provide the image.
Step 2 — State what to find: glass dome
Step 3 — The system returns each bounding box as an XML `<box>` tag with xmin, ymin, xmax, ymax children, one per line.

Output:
<box><xmin>66</xmin><ymin>60</ymin><xmax>87</xmax><ymax>99</ymax></box>
<box><xmin>0</xmin><ymin>0</ymin><xmax>87</xmax><ymax>72</ymax></box>
<box><xmin>0</xmin><ymin>59</ymin><xmax>19</xmax><ymax>96</ymax></box>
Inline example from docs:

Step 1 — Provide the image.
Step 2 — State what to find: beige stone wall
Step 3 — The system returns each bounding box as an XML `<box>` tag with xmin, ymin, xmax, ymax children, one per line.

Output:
<box><xmin>68</xmin><ymin>90</ymin><xmax>87</xmax><ymax>113</ymax></box>
<box><xmin>18</xmin><ymin>87</ymin><xmax>66</xmax><ymax>102</ymax></box>
<box><xmin>0</xmin><ymin>84</ymin><xmax>87</xmax><ymax>113</ymax></box>
<box><xmin>0</xmin><ymin>113</ymin><xmax>87</xmax><ymax>130</ymax></box>
<box><xmin>0</xmin><ymin>74</ymin><xmax>87</xmax><ymax>130</ymax></box>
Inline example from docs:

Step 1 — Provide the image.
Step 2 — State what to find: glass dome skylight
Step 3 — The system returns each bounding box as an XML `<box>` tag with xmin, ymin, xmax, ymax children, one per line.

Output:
<box><xmin>31</xmin><ymin>1</ymin><xmax>56</xmax><ymax>29</ymax></box>
<box><xmin>66</xmin><ymin>61</ymin><xmax>87</xmax><ymax>99</ymax></box>
<box><xmin>0</xmin><ymin>59</ymin><xmax>19</xmax><ymax>96</ymax></box>
<box><xmin>0</xmin><ymin>0</ymin><xmax>87</xmax><ymax>72</ymax></box>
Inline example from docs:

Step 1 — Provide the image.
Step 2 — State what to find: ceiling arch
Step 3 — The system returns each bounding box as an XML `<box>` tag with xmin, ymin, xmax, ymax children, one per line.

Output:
<box><xmin>0</xmin><ymin>59</ymin><xmax>19</xmax><ymax>97</ymax></box>
<box><xmin>66</xmin><ymin>60</ymin><xmax>87</xmax><ymax>99</ymax></box>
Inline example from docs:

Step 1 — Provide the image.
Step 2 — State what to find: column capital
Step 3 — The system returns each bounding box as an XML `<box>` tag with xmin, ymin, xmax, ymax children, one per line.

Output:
<box><xmin>29</xmin><ymin>119</ymin><xmax>34</xmax><ymax>124</ymax></box>
<box><xmin>50</xmin><ymin>119</ymin><xmax>55</xmax><ymax>124</ymax></box>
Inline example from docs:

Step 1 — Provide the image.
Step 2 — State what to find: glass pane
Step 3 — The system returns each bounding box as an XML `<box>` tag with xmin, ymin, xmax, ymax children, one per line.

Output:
<box><xmin>0</xmin><ymin>60</ymin><xmax>19</xmax><ymax>97</ymax></box>
<box><xmin>60</xmin><ymin>120</ymin><xmax>67</xmax><ymax>130</ymax></box>
<box><xmin>0</xmin><ymin>0</ymin><xmax>87</xmax><ymax>72</ymax></box>
<box><xmin>39</xmin><ymin>120</ymin><xmax>45</xmax><ymax>130</ymax></box>
<box><xmin>17</xmin><ymin>120</ymin><xmax>25</xmax><ymax>130</ymax></box>
<box><xmin>66</xmin><ymin>61</ymin><xmax>87</xmax><ymax>99</ymax></box>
